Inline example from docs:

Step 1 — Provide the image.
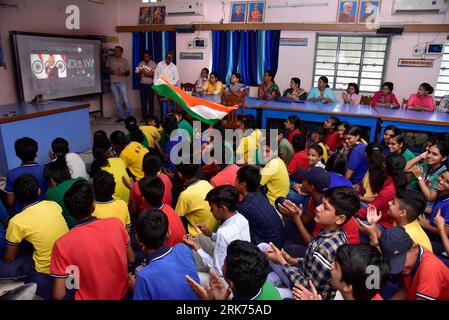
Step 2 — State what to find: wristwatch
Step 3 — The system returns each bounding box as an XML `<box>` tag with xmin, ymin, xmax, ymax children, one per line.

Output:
<box><xmin>418</xmin><ymin>176</ymin><xmax>423</xmax><ymax>181</ymax></box>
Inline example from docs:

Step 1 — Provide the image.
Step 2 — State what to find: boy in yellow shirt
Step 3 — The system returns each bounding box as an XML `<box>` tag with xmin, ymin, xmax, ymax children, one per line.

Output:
<box><xmin>110</xmin><ymin>130</ymin><xmax>149</xmax><ymax>180</ymax></box>
<box><xmin>92</xmin><ymin>173</ymin><xmax>131</xmax><ymax>233</ymax></box>
<box><xmin>175</xmin><ymin>161</ymin><xmax>218</xmax><ymax>236</ymax></box>
<box><xmin>140</xmin><ymin>115</ymin><xmax>161</xmax><ymax>150</ymax></box>
<box><xmin>0</xmin><ymin>174</ymin><xmax>68</xmax><ymax>299</ymax></box>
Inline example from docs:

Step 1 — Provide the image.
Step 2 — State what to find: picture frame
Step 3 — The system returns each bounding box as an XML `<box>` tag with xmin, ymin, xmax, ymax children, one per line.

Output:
<box><xmin>358</xmin><ymin>0</ymin><xmax>381</xmax><ymax>25</ymax></box>
<box><xmin>230</xmin><ymin>2</ymin><xmax>248</xmax><ymax>23</ymax></box>
<box><xmin>138</xmin><ymin>7</ymin><xmax>152</xmax><ymax>25</ymax></box>
<box><xmin>150</xmin><ymin>6</ymin><xmax>166</xmax><ymax>25</ymax></box>
<box><xmin>247</xmin><ymin>2</ymin><xmax>265</xmax><ymax>23</ymax></box>
<box><xmin>336</xmin><ymin>0</ymin><xmax>358</xmax><ymax>24</ymax></box>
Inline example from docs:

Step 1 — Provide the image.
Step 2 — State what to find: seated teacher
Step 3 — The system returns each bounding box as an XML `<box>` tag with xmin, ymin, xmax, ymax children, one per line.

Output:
<box><xmin>257</xmin><ymin>71</ymin><xmax>280</xmax><ymax>100</ymax></box>
<box><xmin>307</xmin><ymin>76</ymin><xmax>338</xmax><ymax>104</ymax></box>
<box><xmin>194</xmin><ymin>67</ymin><xmax>209</xmax><ymax>93</ymax></box>
<box><xmin>341</xmin><ymin>82</ymin><xmax>362</xmax><ymax>105</ymax></box>
<box><xmin>201</xmin><ymin>72</ymin><xmax>224</xmax><ymax>95</ymax></box>
<box><xmin>223</xmin><ymin>72</ymin><xmax>246</xmax><ymax>98</ymax></box>
<box><xmin>283</xmin><ymin>77</ymin><xmax>307</xmax><ymax>100</ymax></box>
<box><xmin>406</xmin><ymin>82</ymin><xmax>435</xmax><ymax>112</ymax></box>
<box><xmin>370</xmin><ymin>82</ymin><xmax>400</xmax><ymax>108</ymax></box>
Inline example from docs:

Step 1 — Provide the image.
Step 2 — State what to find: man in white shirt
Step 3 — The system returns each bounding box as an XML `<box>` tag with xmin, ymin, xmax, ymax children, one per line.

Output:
<box><xmin>154</xmin><ymin>51</ymin><xmax>180</xmax><ymax>86</ymax></box>
<box><xmin>183</xmin><ymin>185</ymin><xmax>251</xmax><ymax>277</ymax></box>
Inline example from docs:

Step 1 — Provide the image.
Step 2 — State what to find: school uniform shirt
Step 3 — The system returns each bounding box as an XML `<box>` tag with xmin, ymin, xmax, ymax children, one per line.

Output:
<box><xmin>260</xmin><ymin>157</ymin><xmax>290</xmax><ymax>207</ymax></box>
<box><xmin>210</xmin><ymin>164</ymin><xmax>240</xmax><ymax>187</ymax></box>
<box><xmin>164</xmin><ymin>130</ymin><xmax>190</xmax><ymax>172</ymax></box>
<box><xmin>125</xmin><ymin>133</ymin><xmax>150</xmax><ymax>149</ymax></box>
<box><xmin>233</xmin><ymin>281</ymin><xmax>282</xmax><ymax>300</ymax></box>
<box><xmin>133</xmin><ymin>244</ymin><xmax>200</xmax><ymax>300</ymax></box>
<box><xmin>93</xmin><ymin>199</ymin><xmax>131</xmax><ymax>229</ymax></box>
<box><xmin>50</xmin><ymin>217</ymin><xmax>130</xmax><ymax>300</ymax></box>
<box><xmin>238</xmin><ymin>192</ymin><xmax>286</xmax><ymax>248</ymax></box>
<box><xmin>357</xmin><ymin>176</ymin><xmax>395</xmax><ymax>229</ymax></box>
<box><xmin>403</xmin><ymin>220</ymin><xmax>433</xmax><ymax>252</ymax></box>
<box><xmin>159</xmin><ymin>204</ymin><xmax>186</xmax><ymax>247</ymax></box>
<box><xmin>282</xmin><ymin>228</ymin><xmax>348</xmax><ymax>300</ymax></box>
<box><xmin>178</xmin><ymin>119</ymin><xmax>193</xmax><ymax>140</ymax></box>
<box><xmin>324</xmin><ymin>132</ymin><xmax>341</xmax><ymax>153</ymax></box>
<box><xmin>402</xmin><ymin>148</ymin><xmax>416</xmax><ymax>164</ymax></box>
<box><xmin>196</xmin><ymin>212</ymin><xmax>251</xmax><ymax>277</ymax></box>
<box><xmin>278</xmin><ymin>138</ymin><xmax>294</xmax><ymax>164</ymax></box>
<box><xmin>101</xmin><ymin>157</ymin><xmax>131</xmax><ymax>203</ymax></box>
<box><xmin>65</xmin><ymin>153</ymin><xmax>89</xmax><ymax>180</ymax></box>
<box><xmin>6</xmin><ymin>201</ymin><xmax>69</xmax><ymax>274</ymax></box>
<box><xmin>287</xmin><ymin>129</ymin><xmax>303</xmax><ymax>146</ymax></box>
<box><xmin>130</xmin><ymin>172</ymin><xmax>173</xmax><ymax>213</ymax></box>
<box><xmin>287</xmin><ymin>150</ymin><xmax>308</xmax><ymax>175</ymax></box>
<box><xmin>236</xmin><ymin>129</ymin><xmax>261</xmax><ymax>164</ymax></box>
<box><xmin>313</xmin><ymin>217</ymin><xmax>360</xmax><ymax>245</ymax></box>
<box><xmin>429</xmin><ymin>194</ymin><xmax>449</xmax><ymax>227</ymax></box>
<box><xmin>362</xmin><ymin>172</ymin><xmax>377</xmax><ymax>202</ymax></box>
<box><xmin>0</xmin><ymin>201</ymin><xmax>9</xmax><ymax>256</ymax></box>
<box><xmin>175</xmin><ymin>180</ymin><xmax>218</xmax><ymax>236</ymax></box>
<box><xmin>403</xmin><ymin>247</ymin><xmax>449</xmax><ymax>300</ymax></box>
<box><xmin>119</xmin><ymin>141</ymin><xmax>149</xmax><ymax>180</ymax></box>
<box><xmin>45</xmin><ymin>177</ymin><xmax>85</xmax><ymax>229</ymax></box>
<box><xmin>347</xmin><ymin>142</ymin><xmax>368</xmax><ymax>185</ymax></box>
<box><xmin>140</xmin><ymin>125</ymin><xmax>161</xmax><ymax>149</ymax></box>
<box><xmin>5</xmin><ymin>163</ymin><xmax>47</xmax><ymax>213</ymax></box>
<box><xmin>407</xmin><ymin>94</ymin><xmax>435</xmax><ymax>112</ymax></box>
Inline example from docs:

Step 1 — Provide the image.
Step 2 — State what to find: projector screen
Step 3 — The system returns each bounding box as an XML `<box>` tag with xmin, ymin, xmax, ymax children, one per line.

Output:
<box><xmin>11</xmin><ymin>32</ymin><xmax>103</xmax><ymax>102</ymax></box>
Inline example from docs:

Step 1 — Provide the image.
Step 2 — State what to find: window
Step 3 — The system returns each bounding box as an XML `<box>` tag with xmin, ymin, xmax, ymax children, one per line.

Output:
<box><xmin>435</xmin><ymin>38</ymin><xmax>449</xmax><ymax>98</ymax></box>
<box><xmin>312</xmin><ymin>35</ymin><xmax>390</xmax><ymax>92</ymax></box>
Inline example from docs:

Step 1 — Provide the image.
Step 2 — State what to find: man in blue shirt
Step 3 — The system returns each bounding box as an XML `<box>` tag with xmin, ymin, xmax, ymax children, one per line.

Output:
<box><xmin>130</xmin><ymin>209</ymin><xmax>200</xmax><ymax>300</ymax></box>
<box><xmin>235</xmin><ymin>165</ymin><xmax>286</xmax><ymax>248</ymax></box>
<box><xmin>5</xmin><ymin>137</ymin><xmax>47</xmax><ymax>213</ymax></box>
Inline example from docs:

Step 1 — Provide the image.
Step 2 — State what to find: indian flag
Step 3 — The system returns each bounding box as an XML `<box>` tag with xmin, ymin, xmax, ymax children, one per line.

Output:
<box><xmin>153</xmin><ymin>74</ymin><xmax>238</xmax><ymax>125</ymax></box>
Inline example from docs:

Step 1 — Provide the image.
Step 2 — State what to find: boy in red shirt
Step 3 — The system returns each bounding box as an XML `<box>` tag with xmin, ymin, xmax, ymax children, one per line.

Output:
<box><xmin>50</xmin><ymin>180</ymin><xmax>135</xmax><ymax>300</ymax></box>
<box><xmin>287</xmin><ymin>134</ymin><xmax>308</xmax><ymax>175</ymax></box>
<box><xmin>323</xmin><ymin>116</ymin><xmax>341</xmax><ymax>153</ymax></box>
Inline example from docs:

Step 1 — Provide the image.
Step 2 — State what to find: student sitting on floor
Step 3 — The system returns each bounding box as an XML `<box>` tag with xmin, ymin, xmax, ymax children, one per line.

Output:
<box><xmin>434</xmin><ymin>210</ymin><xmax>449</xmax><ymax>264</ymax></box>
<box><xmin>140</xmin><ymin>115</ymin><xmax>162</xmax><ymax>154</ymax></box>
<box><xmin>262</xmin><ymin>187</ymin><xmax>361</xmax><ymax>300</ymax></box>
<box><xmin>277</xmin><ymin>129</ymin><xmax>294</xmax><ymax>165</ymax></box>
<box><xmin>235</xmin><ymin>165</ymin><xmax>285</xmax><ymax>249</ymax></box>
<box><xmin>378</xmin><ymin>227</ymin><xmax>449</xmax><ymax>300</ymax></box>
<box><xmin>125</xmin><ymin>116</ymin><xmax>150</xmax><ymax>149</ymax></box>
<box><xmin>183</xmin><ymin>185</ymin><xmax>250</xmax><ymax>277</ymax></box>
<box><xmin>0</xmin><ymin>201</ymin><xmax>8</xmax><ymax>257</ymax></box>
<box><xmin>186</xmin><ymin>240</ymin><xmax>282</xmax><ymax>300</ymax></box>
<box><xmin>130</xmin><ymin>209</ymin><xmax>200</xmax><ymax>300</ymax></box>
<box><xmin>139</xmin><ymin>176</ymin><xmax>186</xmax><ymax>247</ymax></box>
<box><xmin>307</xmin><ymin>143</ymin><xmax>326</xmax><ymax>169</ymax></box>
<box><xmin>1</xmin><ymin>174</ymin><xmax>68</xmax><ymax>299</ymax></box>
<box><xmin>49</xmin><ymin>137</ymin><xmax>88</xmax><ymax>180</ymax></box>
<box><xmin>92</xmin><ymin>172</ymin><xmax>131</xmax><ymax>233</ymax></box>
<box><xmin>357</xmin><ymin>190</ymin><xmax>432</xmax><ymax>252</ymax></box>
<box><xmin>5</xmin><ymin>137</ymin><xmax>47</xmax><ymax>212</ymax></box>
<box><xmin>293</xmin><ymin>243</ymin><xmax>389</xmax><ymax>300</ymax></box>
<box><xmin>110</xmin><ymin>130</ymin><xmax>149</xmax><ymax>181</ymax></box>
<box><xmin>284</xmin><ymin>115</ymin><xmax>305</xmax><ymax>145</ymax></box>
<box><xmin>90</xmin><ymin>146</ymin><xmax>131</xmax><ymax>203</ymax></box>
<box><xmin>236</xmin><ymin>115</ymin><xmax>261</xmax><ymax>165</ymax></box>
<box><xmin>323</xmin><ymin>116</ymin><xmax>341</xmax><ymax>154</ymax></box>
<box><xmin>51</xmin><ymin>180</ymin><xmax>134</xmax><ymax>300</ymax></box>
<box><xmin>344</xmin><ymin>126</ymin><xmax>368</xmax><ymax>187</ymax></box>
<box><xmin>44</xmin><ymin>157</ymin><xmax>86</xmax><ymax>229</ymax></box>
<box><xmin>175</xmin><ymin>160</ymin><xmax>218</xmax><ymax>237</ymax></box>
<box><xmin>287</xmin><ymin>134</ymin><xmax>308</xmax><ymax>175</ymax></box>
<box><xmin>128</xmin><ymin>154</ymin><xmax>173</xmax><ymax>216</ymax></box>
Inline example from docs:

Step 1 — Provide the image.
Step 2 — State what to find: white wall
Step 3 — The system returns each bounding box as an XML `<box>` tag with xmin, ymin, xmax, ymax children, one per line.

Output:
<box><xmin>1</xmin><ymin>0</ymin><xmax>448</xmax><ymax>116</ymax></box>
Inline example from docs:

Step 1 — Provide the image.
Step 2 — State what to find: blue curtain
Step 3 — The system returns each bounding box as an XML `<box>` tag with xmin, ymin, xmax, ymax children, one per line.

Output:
<box><xmin>212</xmin><ymin>30</ymin><xmax>280</xmax><ymax>86</ymax></box>
<box><xmin>132</xmin><ymin>31</ymin><xmax>176</xmax><ymax>90</ymax></box>
<box><xmin>0</xmin><ymin>36</ymin><xmax>4</xmax><ymax>66</ymax></box>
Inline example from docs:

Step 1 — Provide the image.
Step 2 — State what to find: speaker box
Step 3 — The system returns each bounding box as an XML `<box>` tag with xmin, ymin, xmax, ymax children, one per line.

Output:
<box><xmin>175</xmin><ymin>24</ymin><xmax>196</xmax><ymax>33</ymax></box>
<box><xmin>376</xmin><ymin>26</ymin><xmax>404</xmax><ymax>35</ymax></box>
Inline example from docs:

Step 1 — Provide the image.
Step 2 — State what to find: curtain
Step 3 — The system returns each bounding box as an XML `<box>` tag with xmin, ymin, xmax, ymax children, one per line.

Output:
<box><xmin>212</xmin><ymin>30</ymin><xmax>280</xmax><ymax>86</ymax></box>
<box><xmin>0</xmin><ymin>36</ymin><xmax>4</xmax><ymax>66</ymax></box>
<box><xmin>132</xmin><ymin>31</ymin><xmax>176</xmax><ymax>90</ymax></box>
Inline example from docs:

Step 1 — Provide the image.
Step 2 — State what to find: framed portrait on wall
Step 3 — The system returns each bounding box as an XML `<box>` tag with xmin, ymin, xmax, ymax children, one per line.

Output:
<box><xmin>336</xmin><ymin>0</ymin><xmax>358</xmax><ymax>23</ymax></box>
<box><xmin>138</xmin><ymin>7</ymin><xmax>152</xmax><ymax>25</ymax></box>
<box><xmin>247</xmin><ymin>2</ymin><xmax>265</xmax><ymax>23</ymax></box>
<box><xmin>151</xmin><ymin>6</ymin><xmax>166</xmax><ymax>24</ymax></box>
<box><xmin>230</xmin><ymin>2</ymin><xmax>247</xmax><ymax>23</ymax></box>
<box><xmin>358</xmin><ymin>0</ymin><xmax>381</xmax><ymax>24</ymax></box>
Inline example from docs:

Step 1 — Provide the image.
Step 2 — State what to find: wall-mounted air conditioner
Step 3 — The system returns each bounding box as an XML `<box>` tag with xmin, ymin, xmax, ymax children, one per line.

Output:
<box><xmin>166</xmin><ymin>1</ymin><xmax>204</xmax><ymax>16</ymax></box>
<box><xmin>393</xmin><ymin>0</ymin><xmax>449</xmax><ymax>14</ymax></box>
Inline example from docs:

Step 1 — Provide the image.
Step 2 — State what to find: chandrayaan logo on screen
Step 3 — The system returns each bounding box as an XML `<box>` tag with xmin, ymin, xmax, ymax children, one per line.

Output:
<box><xmin>30</xmin><ymin>53</ymin><xmax>67</xmax><ymax>79</ymax></box>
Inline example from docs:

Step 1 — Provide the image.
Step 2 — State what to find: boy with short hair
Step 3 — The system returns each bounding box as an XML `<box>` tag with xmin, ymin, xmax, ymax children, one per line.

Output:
<box><xmin>139</xmin><ymin>176</ymin><xmax>186</xmax><ymax>246</ymax></box>
<box><xmin>175</xmin><ymin>162</ymin><xmax>218</xmax><ymax>236</ymax></box>
<box><xmin>186</xmin><ymin>240</ymin><xmax>282</xmax><ymax>300</ymax></box>
<box><xmin>277</xmin><ymin>129</ymin><xmax>294</xmax><ymax>164</ymax></box>
<box><xmin>287</xmin><ymin>134</ymin><xmax>308</xmax><ymax>175</ymax></box>
<box><xmin>378</xmin><ymin>227</ymin><xmax>449</xmax><ymax>300</ymax></box>
<box><xmin>183</xmin><ymin>185</ymin><xmax>251</xmax><ymax>277</ymax></box>
<box><xmin>5</xmin><ymin>137</ymin><xmax>47</xmax><ymax>212</ymax></box>
<box><xmin>110</xmin><ymin>130</ymin><xmax>149</xmax><ymax>180</ymax></box>
<box><xmin>51</xmin><ymin>180</ymin><xmax>134</xmax><ymax>300</ymax></box>
<box><xmin>293</xmin><ymin>243</ymin><xmax>390</xmax><ymax>300</ymax></box>
<box><xmin>264</xmin><ymin>186</ymin><xmax>361</xmax><ymax>300</ymax></box>
<box><xmin>1</xmin><ymin>174</ymin><xmax>68</xmax><ymax>298</ymax></box>
<box><xmin>131</xmin><ymin>209</ymin><xmax>200</xmax><ymax>300</ymax></box>
<box><xmin>140</xmin><ymin>115</ymin><xmax>161</xmax><ymax>150</ymax></box>
<box><xmin>92</xmin><ymin>172</ymin><xmax>131</xmax><ymax>232</ymax></box>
